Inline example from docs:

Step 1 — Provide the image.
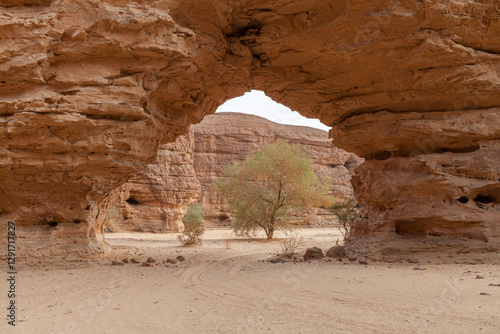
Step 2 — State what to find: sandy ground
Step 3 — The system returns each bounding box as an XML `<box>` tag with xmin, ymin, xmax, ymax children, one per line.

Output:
<box><xmin>2</xmin><ymin>228</ymin><xmax>500</xmax><ymax>334</ymax></box>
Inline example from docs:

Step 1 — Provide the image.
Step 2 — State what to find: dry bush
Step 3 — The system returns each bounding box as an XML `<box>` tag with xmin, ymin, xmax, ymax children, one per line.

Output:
<box><xmin>178</xmin><ymin>204</ymin><xmax>205</xmax><ymax>245</ymax></box>
<box><xmin>105</xmin><ymin>205</ymin><xmax>122</xmax><ymax>233</ymax></box>
<box><xmin>330</xmin><ymin>199</ymin><xmax>358</xmax><ymax>243</ymax></box>
<box><xmin>223</xmin><ymin>231</ymin><xmax>234</xmax><ymax>249</ymax></box>
<box><xmin>279</xmin><ymin>231</ymin><xmax>305</xmax><ymax>257</ymax></box>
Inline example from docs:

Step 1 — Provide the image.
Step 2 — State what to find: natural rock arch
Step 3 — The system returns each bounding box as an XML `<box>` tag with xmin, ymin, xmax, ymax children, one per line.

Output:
<box><xmin>0</xmin><ymin>0</ymin><xmax>499</xmax><ymax>260</ymax></box>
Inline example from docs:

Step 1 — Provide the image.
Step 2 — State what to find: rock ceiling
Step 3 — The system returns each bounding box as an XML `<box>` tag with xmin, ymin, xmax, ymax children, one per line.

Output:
<box><xmin>0</xmin><ymin>0</ymin><xmax>498</xmax><ymax>259</ymax></box>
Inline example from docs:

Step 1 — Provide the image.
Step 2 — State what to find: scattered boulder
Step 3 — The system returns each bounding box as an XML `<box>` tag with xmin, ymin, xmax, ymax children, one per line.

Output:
<box><xmin>112</xmin><ymin>260</ymin><xmax>125</xmax><ymax>266</ymax></box>
<box><xmin>270</xmin><ymin>258</ymin><xmax>285</xmax><ymax>264</ymax></box>
<box><xmin>131</xmin><ymin>258</ymin><xmax>140</xmax><ymax>264</ymax></box>
<box><xmin>142</xmin><ymin>262</ymin><xmax>153</xmax><ymax>267</ymax></box>
<box><xmin>479</xmin><ymin>292</ymin><xmax>491</xmax><ymax>296</ymax></box>
<box><xmin>358</xmin><ymin>260</ymin><xmax>368</xmax><ymax>265</ymax></box>
<box><xmin>326</xmin><ymin>245</ymin><xmax>346</xmax><ymax>258</ymax></box>
<box><xmin>303</xmin><ymin>247</ymin><xmax>324</xmax><ymax>261</ymax></box>
<box><xmin>122</xmin><ymin>258</ymin><xmax>130</xmax><ymax>264</ymax></box>
<box><xmin>407</xmin><ymin>258</ymin><xmax>419</xmax><ymax>264</ymax></box>
<box><xmin>348</xmin><ymin>256</ymin><xmax>357</xmax><ymax>262</ymax></box>
<box><xmin>176</xmin><ymin>255</ymin><xmax>185</xmax><ymax>262</ymax></box>
<box><xmin>413</xmin><ymin>267</ymin><xmax>426</xmax><ymax>271</ymax></box>
<box><xmin>476</xmin><ymin>275</ymin><xmax>485</xmax><ymax>279</ymax></box>
<box><xmin>147</xmin><ymin>257</ymin><xmax>156</xmax><ymax>263</ymax></box>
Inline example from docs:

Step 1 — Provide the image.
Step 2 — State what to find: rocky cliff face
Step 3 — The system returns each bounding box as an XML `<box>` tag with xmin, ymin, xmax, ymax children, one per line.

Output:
<box><xmin>108</xmin><ymin>113</ymin><xmax>359</xmax><ymax>232</ymax></box>
<box><xmin>107</xmin><ymin>129</ymin><xmax>200</xmax><ymax>233</ymax></box>
<box><xmin>193</xmin><ymin>112</ymin><xmax>362</xmax><ymax>224</ymax></box>
<box><xmin>1</xmin><ymin>0</ymin><xmax>499</xmax><ymax>260</ymax></box>
<box><xmin>335</xmin><ymin>110</ymin><xmax>500</xmax><ymax>255</ymax></box>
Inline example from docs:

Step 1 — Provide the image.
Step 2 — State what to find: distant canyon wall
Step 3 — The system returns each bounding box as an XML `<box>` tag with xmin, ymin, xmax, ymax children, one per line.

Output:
<box><xmin>192</xmin><ymin>112</ymin><xmax>362</xmax><ymax>224</ymax></box>
<box><xmin>108</xmin><ymin>129</ymin><xmax>201</xmax><ymax>233</ymax></box>
<box><xmin>113</xmin><ymin>112</ymin><xmax>362</xmax><ymax>231</ymax></box>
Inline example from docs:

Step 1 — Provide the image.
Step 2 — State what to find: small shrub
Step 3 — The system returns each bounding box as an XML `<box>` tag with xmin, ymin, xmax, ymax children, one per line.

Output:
<box><xmin>330</xmin><ymin>199</ymin><xmax>359</xmax><ymax>243</ymax></box>
<box><xmin>223</xmin><ymin>231</ymin><xmax>234</xmax><ymax>249</ymax></box>
<box><xmin>106</xmin><ymin>205</ymin><xmax>122</xmax><ymax>233</ymax></box>
<box><xmin>178</xmin><ymin>204</ymin><xmax>205</xmax><ymax>245</ymax></box>
<box><xmin>279</xmin><ymin>230</ymin><xmax>305</xmax><ymax>257</ymax></box>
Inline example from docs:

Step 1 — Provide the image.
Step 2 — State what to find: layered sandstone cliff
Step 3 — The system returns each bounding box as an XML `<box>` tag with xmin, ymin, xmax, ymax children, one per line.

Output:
<box><xmin>1</xmin><ymin>0</ymin><xmax>499</xmax><ymax>260</ymax></box>
<box><xmin>109</xmin><ymin>113</ymin><xmax>360</xmax><ymax>232</ymax></box>
<box><xmin>107</xmin><ymin>129</ymin><xmax>200</xmax><ymax>233</ymax></box>
<box><xmin>193</xmin><ymin>112</ymin><xmax>362</xmax><ymax>224</ymax></box>
<box><xmin>335</xmin><ymin>110</ymin><xmax>500</xmax><ymax>255</ymax></box>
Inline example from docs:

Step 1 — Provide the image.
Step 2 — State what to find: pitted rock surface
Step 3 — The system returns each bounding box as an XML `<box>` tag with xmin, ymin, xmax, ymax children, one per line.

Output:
<box><xmin>0</xmin><ymin>0</ymin><xmax>499</xmax><ymax>259</ymax></box>
<box><xmin>109</xmin><ymin>129</ymin><xmax>201</xmax><ymax>233</ymax></box>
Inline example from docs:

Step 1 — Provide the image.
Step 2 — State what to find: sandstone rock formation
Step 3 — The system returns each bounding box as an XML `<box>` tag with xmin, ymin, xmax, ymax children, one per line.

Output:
<box><xmin>193</xmin><ymin>112</ymin><xmax>362</xmax><ymax>224</ymax></box>
<box><xmin>108</xmin><ymin>112</ymin><xmax>359</xmax><ymax>232</ymax></box>
<box><xmin>0</xmin><ymin>0</ymin><xmax>499</xmax><ymax>260</ymax></box>
<box><xmin>336</xmin><ymin>110</ymin><xmax>500</xmax><ymax>255</ymax></box>
<box><xmin>106</xmin><ymin>129</ymin><xmax>200</xmax><ymax>233</ymax></box>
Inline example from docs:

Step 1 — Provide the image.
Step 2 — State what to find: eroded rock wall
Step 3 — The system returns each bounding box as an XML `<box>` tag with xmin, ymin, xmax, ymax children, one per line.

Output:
<box><xmin>334</xmin><ymin>109</ymin><xmax>500</xmax><ymax>255</ymax></box>
<box><xmin>106</xmin><ymin>129</ymin><xmax>200</xmax><ymax>233</ymax></box>
<box><xmin>1</xmin><ymin>0</ymin><xmax>499</xmax><ymax>259</ymax></box>
<box><xmin>193</xmin><ymin>112</ymin><xmax>362</xmax><ymax>224</ymax></box>
<box><xmin>107</xmin><ymin>112</ymin><xmax>359</xmax><ymax>232</ymax></box>
<box><xmin>0</xmin><ymin>0</ymin><xmax>247</xmax><ymax>259</ymax></box>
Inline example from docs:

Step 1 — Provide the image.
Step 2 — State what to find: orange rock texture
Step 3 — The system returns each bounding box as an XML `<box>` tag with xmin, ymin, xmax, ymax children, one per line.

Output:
<box><xmin>111</xmin><ymin>113</ymin><xmax>360</xmax><ymax>232</ymax></box>
<box><xmin>0</xmin><ymin>0</ymin><xmax>499</xmax><ymax>259</ymax></box>
<box><xmin>108</xmin><ymin>129</ymin><xmax>200</xmax><ymax>233</ymax></box>
<box><xmin>193</xmin><ymin>112</ymin><xmax>362</xmax><ymax>224</ymax></box>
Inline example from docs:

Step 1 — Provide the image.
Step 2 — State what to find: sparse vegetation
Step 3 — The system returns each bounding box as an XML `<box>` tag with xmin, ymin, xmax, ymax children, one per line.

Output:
<box><xmin>216</xmin><ymin>140</ymin><xmax>331</xmax><ymax>240</ymax></box>
<box><xmin>178</xmin><ymin>204</ymin><xmax>205</xmax><ymax>245</ymax></box>
<box><xmin>223</xmin><ymin>231</ymin><xmax>234</xmax><ymax>249</ymax></box>
<box><xmin>330</xmin><ymin>199</ymin><xmax>359</xmax><ymax>243</ymax></box>
<box><xmin>279</xmin><ymin>230</ymin><xmax>305</xmax><ymax>257</ymax></box>
<box><xmin>105</xmin><ymin>205</ymin><xmax>122</xmax><ymax>233</ymax></box>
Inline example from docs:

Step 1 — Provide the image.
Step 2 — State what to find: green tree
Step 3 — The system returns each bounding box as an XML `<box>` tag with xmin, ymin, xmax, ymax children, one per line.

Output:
<box><xmin>178</xmin><ymin>204</ymin><xmax>205</xmax><ymax>245</ymax></box>
<box><xmin>105</xmin><ymin>205</ymin><xmax>122</xmax><ymax>233</ymax></box>
<box><xmin>330</xmin><ymin>199</ymin><xmax>358</xmax><ymax>243</ymax></box>
<box><xmin>217</xmin><ymin>140</ymin><xmax>331</xmax><ymax>240</ymax></box>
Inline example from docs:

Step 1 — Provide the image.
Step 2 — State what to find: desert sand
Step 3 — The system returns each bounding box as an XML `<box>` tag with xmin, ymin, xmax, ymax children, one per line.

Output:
<box><xmin>4</xmin><ymin>228</ymin><xmax>499</xmax><ymax>334</ymax></box>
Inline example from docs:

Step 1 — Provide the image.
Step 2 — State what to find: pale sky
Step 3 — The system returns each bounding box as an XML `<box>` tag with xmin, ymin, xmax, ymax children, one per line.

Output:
<box><xmin>216</xmin><ymin>90</ymin><xmax>331</xmax><ymax>132</ymax></box>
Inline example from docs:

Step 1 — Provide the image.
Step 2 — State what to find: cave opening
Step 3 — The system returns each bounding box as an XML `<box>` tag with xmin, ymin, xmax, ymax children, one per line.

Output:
<box><xmin>126</xmin><ymin>197</ymin><xmax>140</xmax><ymax>205</ymax></box>
<box><xmin>474</xmin><ymin>194</ymin><xmax>495</xmax><ymax>205</ymax></box>
<box><xmin>395</xmin><ymin>221</ymin><xmax>426</xmax><ymax>237</ymax></box>
<box><xmin>218</xmin><ymin>213</ymin><xmax>230</xmax><ymax>222</ymax></box>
